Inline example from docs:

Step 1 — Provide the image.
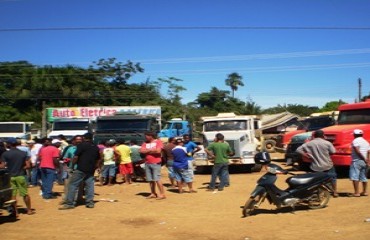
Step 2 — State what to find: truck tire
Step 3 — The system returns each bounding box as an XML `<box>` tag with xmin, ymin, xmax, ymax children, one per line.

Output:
<box><xmin>263</xmin><ymin>140</ymin><xmax>276</xmax><ymax>153</ymax></box>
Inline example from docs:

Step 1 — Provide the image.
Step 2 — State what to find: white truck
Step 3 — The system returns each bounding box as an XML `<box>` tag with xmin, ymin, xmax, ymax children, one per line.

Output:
<box><xmin>193</xmin><ymin>113</ymin><xmax>261</xmax><ymax>172</ymax></box>
<box><xmin>46</xmin><ymin>106</ymin><xmax>161</xmax><ymax>141</ymax></box>
<box><xmin>0</xmin><ymin>122</ymin><xmax>34</xmax><ymax>140</ymax></box>
<box><xmin>47</xmin><ymin>118</ymin><xmax>91</xmax><ymax>141</ymax></box>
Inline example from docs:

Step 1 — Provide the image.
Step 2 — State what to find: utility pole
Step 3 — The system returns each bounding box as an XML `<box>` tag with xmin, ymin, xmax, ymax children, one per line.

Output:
<box><xmin>41</xmin><ymin>100</ymin><xmax>47</xmax><ymax>137</ymax></box>
<box><xmin>358</xmin><ymin>78</ymin><xmax>362</xmax><ymax>102</ymax></box>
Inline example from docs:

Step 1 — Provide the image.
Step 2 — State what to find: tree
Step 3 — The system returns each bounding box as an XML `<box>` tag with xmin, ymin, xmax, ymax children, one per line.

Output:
<box><xmin>225</xmin><ymin>72</ymin><xmax>244</xmax><ymax>98</ymax></box>
<box><xmin>320</xmin><ymin>100</ymin><xmax>346</xmax><ymax>112</ymax></box>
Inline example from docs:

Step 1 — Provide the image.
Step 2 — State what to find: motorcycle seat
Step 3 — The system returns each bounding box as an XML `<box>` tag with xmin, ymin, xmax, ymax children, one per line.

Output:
<box><xmin>286</xmin><ymin>172</ymin><xmax>328</xmax><ymax>186</ymax></box>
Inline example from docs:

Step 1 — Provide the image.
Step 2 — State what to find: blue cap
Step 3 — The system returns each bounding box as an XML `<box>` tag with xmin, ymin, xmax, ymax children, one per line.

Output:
<box><xmin>7</xmin><ymin>137</ymin><xmax>17</xmax><ymax>144</ymax></box>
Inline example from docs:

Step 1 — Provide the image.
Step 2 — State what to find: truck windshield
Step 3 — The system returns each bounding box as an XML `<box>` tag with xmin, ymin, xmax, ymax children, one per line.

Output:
<box><xmin>0</xmin><ymin>124</ymin><xmax>24</xmax><ymax>133</ymax></box>
<box><xmin>97</xmin><ymin>119</ymin><xmax>149</xmax><ymax>131</ymax></box>
<box><xmin>53</xmin><ymin>121</ymin><xmax>89</xmax><ymax>130</ymax></box>
<box><xmin>204</xmin><ymin>120</ymin><xmax>247</xmax><ymax>131</ymax></box>
<box><xmin>338</xmin><ymin>109</ymin><xmax>370</xmax><ymax>124</ymax></box>
<box><xmin>297</xmin><ymin>117</ymin><xmax>334</xmax><ymax>131</ymax></box>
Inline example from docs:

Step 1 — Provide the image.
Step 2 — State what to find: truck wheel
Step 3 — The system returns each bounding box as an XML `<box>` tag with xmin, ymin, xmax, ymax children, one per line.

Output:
<box><xmin>263</xmin><ymin>140</ymin><xmax>276</xmax><ymax>153</ymax></box>
<box><xmin>251</xmin><ymin>164</ymin><xmax>262</xmax><ymax>172</ymax></box>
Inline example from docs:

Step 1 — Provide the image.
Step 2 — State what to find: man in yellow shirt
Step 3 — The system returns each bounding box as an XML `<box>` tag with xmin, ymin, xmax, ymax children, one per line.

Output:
<box><xmin>115</xmin><ymin>140</ymin><xmax>133</xmax><ymax>184</ymax></box>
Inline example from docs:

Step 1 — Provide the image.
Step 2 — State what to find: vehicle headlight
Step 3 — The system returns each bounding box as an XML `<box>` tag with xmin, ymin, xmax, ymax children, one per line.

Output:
<box><xmin>242</xmin><ymin>151</ymin><xmax>254</xmax><ymax>158</ymax></box>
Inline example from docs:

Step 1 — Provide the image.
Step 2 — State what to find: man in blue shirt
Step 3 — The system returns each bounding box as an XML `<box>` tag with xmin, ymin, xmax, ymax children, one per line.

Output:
<box><xmin>183</xmin><ymin>134</ymin><xmax>201</xmax><ymax>174</ymax></box>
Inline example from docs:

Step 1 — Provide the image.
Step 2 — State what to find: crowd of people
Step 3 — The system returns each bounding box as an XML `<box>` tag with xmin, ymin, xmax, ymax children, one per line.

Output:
<box><xmin>0</xmin><ymin>129</ymin><xmax>369</xmax><ymax>216</ymax></box>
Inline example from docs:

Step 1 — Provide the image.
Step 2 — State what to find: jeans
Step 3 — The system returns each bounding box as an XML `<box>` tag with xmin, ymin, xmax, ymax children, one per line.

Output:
<box><xmin>65</xmin><ymin>170</ymin><xmax>95</xmax><ymax>207</ymax></box>
<box><xmin>41</xmin><ymin>168</ymin><xmax>56</xmax><ymax>198</ymax></box>
<box><xmin>209</xmin><ymin>163</ymin><xmax>229</xmax><ymax>190</ymax></box>
<box><xmin>31</xmin><ymin>166</ymin><xmax>41</xmax><ymax>186</ymax></box>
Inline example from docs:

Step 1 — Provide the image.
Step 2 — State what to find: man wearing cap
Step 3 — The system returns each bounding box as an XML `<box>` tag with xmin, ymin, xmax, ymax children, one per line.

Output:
<box><xmin>350</xmin><ymin>129</ymin><xmax>369</xmax><ymax>197</ymax></box>
<box><xmin>38</xmin><ymin>138</ymin><xmax>60</xmax><ymax>199</ymax></box>
<box><xmin>296</xmin><ymin>130</ymin><xmax>338</xmax><ymax>197</ymax></box>
<box><xmin>0</xmin><ymin>138</ymin><xmax>34</xmax><ymax>215</ymax></box>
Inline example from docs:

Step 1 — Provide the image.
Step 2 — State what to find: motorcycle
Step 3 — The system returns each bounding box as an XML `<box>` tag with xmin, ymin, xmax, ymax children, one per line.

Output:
<box><xmin>242</xmin><ymin>152</ymin><xmax>333</xmax><ymax>217</ymax></box>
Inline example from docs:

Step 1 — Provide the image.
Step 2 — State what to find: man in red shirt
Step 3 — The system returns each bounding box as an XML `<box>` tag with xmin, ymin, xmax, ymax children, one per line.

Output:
<box><xmin>140</xmin><ymin>132</ymin><xmax>166</xmax><ymax>200</ymax></box>
<box><xmin>38</xmin><ymin>138</ymin><xmax>60</xmax><ymax>199</ymax></box>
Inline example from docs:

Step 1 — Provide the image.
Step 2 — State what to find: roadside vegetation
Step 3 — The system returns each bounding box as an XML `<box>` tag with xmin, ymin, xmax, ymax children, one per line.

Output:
<box><xmin>0</xmin><ymin>59</ymin><xmax>361</xmax><ymax>129</ymax></box>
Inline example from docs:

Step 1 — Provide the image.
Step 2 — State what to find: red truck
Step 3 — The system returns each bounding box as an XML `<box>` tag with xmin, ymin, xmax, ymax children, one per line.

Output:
<box><xmin>301</xmin><ymin>99</ymin><xmax>370</xmax><ymax>167</ymax></box>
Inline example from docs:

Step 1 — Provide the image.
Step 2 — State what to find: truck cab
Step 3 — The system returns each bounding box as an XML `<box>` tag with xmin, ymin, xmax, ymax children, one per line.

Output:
<box><xmin>276</xmin><ymin>115</ymin><xmax>335</xmax><ymax>153</ymax></box>
<box><xmin>313</xmin><ymin>99</ymin><xmax>370</xmax><ymax>166</ymax></box>
<box><xmin>94</xmin><ymin>112</ymin><xmax>160</xmax><ymax>145</ymax></box>
<box><xmin>193</xmin><ymin>113</ymin><xmax>260</xmax><ymax>171</ymax></box>
<box><xmin>158</xmin><ymin>118</ymin><xmax>191</xmax><ymax>141</ymax></box>
<box><xmin>48</xmin><ymin>118</ymin><xmax>91</xmax><ymax>141</ymax></box>
<box><xmin>0</xmin><ymin>122</ymin><xmax>34</xmax><ymax>140</ymax></box>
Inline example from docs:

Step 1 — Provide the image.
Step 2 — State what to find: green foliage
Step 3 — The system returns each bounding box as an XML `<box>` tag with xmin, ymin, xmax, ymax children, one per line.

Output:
<box><xmin>225</xmin><ymin>72</ymin><xmax>244</xmax><ymax>98</ymax></box>
<box><xmin>320</xmin><ymin>100</ymin><xmax>346</xmax><ymax>112</ymax></box>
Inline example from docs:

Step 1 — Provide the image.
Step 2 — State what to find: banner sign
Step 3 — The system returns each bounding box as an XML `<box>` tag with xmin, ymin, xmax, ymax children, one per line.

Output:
<box><xmin>46</xmin><ymin>106</ymin><xmax>161</xmax><ymax>122</ymax></box>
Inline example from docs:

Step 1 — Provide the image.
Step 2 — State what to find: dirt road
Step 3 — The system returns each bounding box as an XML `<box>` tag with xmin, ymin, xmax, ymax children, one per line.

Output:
<box><xmin>1</xmin><ymin>157</ymin><xmax>370</xmax><ymax>240</ymax></box>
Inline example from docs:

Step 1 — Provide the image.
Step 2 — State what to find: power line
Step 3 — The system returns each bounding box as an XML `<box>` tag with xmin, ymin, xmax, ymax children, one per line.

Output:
<box><xmin>1</xmin><ymin>26</ymin><xmax>370</xmax><ymax>32</ymax></box>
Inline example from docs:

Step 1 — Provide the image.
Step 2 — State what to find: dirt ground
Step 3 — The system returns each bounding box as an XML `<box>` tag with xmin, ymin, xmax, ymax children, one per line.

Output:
<box><xmin>1</xmin><ymin>153</ymin><xmax>370</xmax><ymax>240</ymax></box>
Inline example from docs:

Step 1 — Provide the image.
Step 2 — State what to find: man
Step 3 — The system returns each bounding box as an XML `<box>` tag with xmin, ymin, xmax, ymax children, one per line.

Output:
<box><xmin>17</xmin><ymin>139</ymin><xmax>31</xmax><ymax>184</ymax></box>
<box><xmin>350</xmin><ymin>129</ymin><xmax>369</xmax><ymax>197</ymax></box>
<box><xmin>115</xmin><ymin>140</ymin><xmax>133</xmax><ymax>184</ymax></box>
<box><xmin>60</xmin><ymin>135</ymin><xmax>83</xmax><ymax>204</ymax></box>
<box><xmin>0</xmin><ymin>138</ymin><xmax>34</xmax><ymax>216</ymax></box>
<box><xmin>183</xmin><ymin>134</ymin><xmax>201</xmax><ymax>173</ymax></box>
<box><xmin>140</xmin><ymin>132</ymin><xmax>166</xmax><ymax>200</ymax></box>
<box><xmin>38</xmin><ymin>138</ymin><xmax>60</xmax><ymax>199</ymax></box>
<box><xmin>162</xmin><ymin>137</ymin><xmax>177</xmax><ymax>187</ymax></box>
<box><xmin>205</xmin><ymin>133</ymin><xmax>234</xmax><ymax>191</ymax></box>
<box><xmin>130</xmin><ymin>139</ymin><xmax>145</xmax><ymax>181</ymax></box>
<box><xmin>172</xmin><ymin>138</ymin><xmax>197</xmax><ymax>193</ymax></box>
<box><xmin>296</xmin><ymin>130</ymin><xmax>338</xmax><ymax>197</ymax></box>
<box><xmin>59</xmin><ymin>133</ymin><xmax>100</xmax><ymax>210</ymax></box>
<box><xmin>28</xmin><ymin>139</ymin><xmax>42</xmax><ymax>187</ymax></box>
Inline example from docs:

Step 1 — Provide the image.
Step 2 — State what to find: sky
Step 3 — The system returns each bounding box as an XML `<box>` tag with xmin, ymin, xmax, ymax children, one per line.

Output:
<box><xmin>1</xmin><ymin>0</ymin><xmax>370</xmax><ymax>109</ymax></box>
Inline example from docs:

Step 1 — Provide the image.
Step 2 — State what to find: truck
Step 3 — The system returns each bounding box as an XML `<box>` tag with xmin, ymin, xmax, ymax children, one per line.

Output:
<box><xmin>193</xmin><ymin>112</ymin><xmax>261</xmax><ymax>172</ymax></box>
<box><xmin>157</xmin><ymin>118</ymin><xmax>192</xmax><ymax>142</ymax></box>
<box><xmin>256</xmin><ymin>112</ymin><xmax>299</xmax><ymax>153</ymax></box>
<box><xmin>93</xmin><ymin>107</ymin><xmax>161</xmax><ymax>145</ymax></box>
<box><xmin>284</xmin><ymin>112</ymin><xmax>337</xmax><ymax>167</ymax></box>
<box><xmin>47</xmin><ymin>118</ymin><xmax>91</xmax><ymax>141</ymax></box>
<box><xmin>300</xmin><ymin>99</ymin><xmax>370</xmax><ymax>168</ymax></box>
<box><xmin>0</xmin><ymin>122</ymin><xmax>34</xmax><ymax>140</ymax></box>
<box><xmin>275</xmin><ymin>115</ymin><xmax>336</xmax><ymax>154</ymax></box>
<box><xmin>46</xmin><ymin>106</ymin><xmax>161</xmax><ymax>141</ymax></box>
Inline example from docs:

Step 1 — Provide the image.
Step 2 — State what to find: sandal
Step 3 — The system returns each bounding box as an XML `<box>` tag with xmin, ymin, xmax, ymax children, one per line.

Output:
<box><xmin>360</xmin><ymin>192</ymin><xmax>368</xmax><ymax>196</ymax></box>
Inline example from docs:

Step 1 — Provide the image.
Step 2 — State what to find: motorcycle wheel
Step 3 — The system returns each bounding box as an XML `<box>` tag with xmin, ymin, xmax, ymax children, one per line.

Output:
<box><xmin>307</xmin><ymin>186</ymin><xmax>330</xmax><ymax>209</ymax></box>
<box><xmin>242</xmin><ymin>197</ymin><xmax>258</xmax><ymax>217</ymax></box>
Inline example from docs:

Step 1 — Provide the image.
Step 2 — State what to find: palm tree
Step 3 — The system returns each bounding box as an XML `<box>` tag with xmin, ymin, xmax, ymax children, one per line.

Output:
<box><xmin>225</xmin><ymin>72</ymin><xmax>244</xmax><ymax>98</ymax></box>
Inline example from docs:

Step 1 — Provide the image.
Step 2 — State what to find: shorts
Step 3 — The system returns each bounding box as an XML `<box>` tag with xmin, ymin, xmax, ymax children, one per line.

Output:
<box><xmin>119</xmin><ymin>163</ymin><xmax>134</xmax><ymax>175</ymax></box>
<box><xmin>102</xmin><ymin>164</ymin><xmax>117</xmax><ymax>178</ymax></box>
<box><xmin>167</xmin><ymin>166</ymin><xmax>175</xmax><ymax>179</ymax></box>
<box><xmin>145</xmin><ymin>163</ymin><xmax>162</xmax><ymax>182</ymax></box>
<box><xmin>350</xmin><ymin>160</ymin><xmax>368</xmax><ymax>182</ymax></box>
<box><xmin>173</xmin><ymin>168</ymin><xmax>193</xmax><ymax>183</ymax></box>
<box><xmin>10</xmin><ymin>176</ymin><xmax>28</xmax><ymax>197</ymax></box>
